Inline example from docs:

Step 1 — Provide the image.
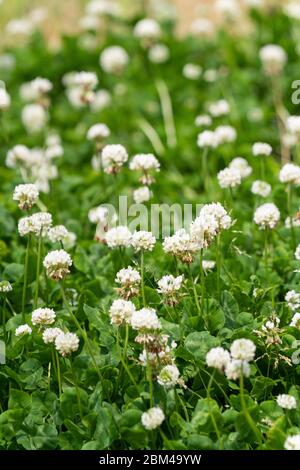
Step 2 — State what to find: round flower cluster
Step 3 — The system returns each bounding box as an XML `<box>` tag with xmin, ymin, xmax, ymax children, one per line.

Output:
<box><xmin>43</xmin><ymin>249</ymin><xmax>72</xmax><ymax>280</ymax></box>
<box><xmin>101</xmin><ymin>144</ymin><xmax>128</xmax><ymax>174</ymax></box>
<box><xmin>217</xmin><ymin>167</ymin><xmax>242</xmax><ymax>189</ymax></box>
<box><xmin>6</xmin><ymin>144</ymin><xmax>31</xmax><ymax>168</ymax></box>
<box><xmin>48</xmin><ymin>225</ymin><xmax>76</xmax><ymax>248</ymax></box>
<box><xmin>195</xmin><ymin>114</ymin><xmax>212</xmax><ymax>127</ymax></box>
<box><xmin>229</xmin><ymin>157</ymin><xmax>252</xmax><ymax>179</ymax></box>
<box><xmin>134</xmin><ymin>18</ymin><xmax>161</xmax><ymax>46</ymax></box>
<box><xmin>109</xmin><ymin>299</ymin><xmax>136</xmax><ymax>326</ymax></box>
<box><xmin>230</xmin><ymin>338</ymin><xmax>256</xmax><ymax>361</ymax></box>
<box><xmin>208</xmin><ymin>99</ymin><xmax>230</xmax><ymax>117</ymax></box>
<box><xmin>197</xmin><ymin>130</ymin><xmax>218</xmax><ymax>148</ymax></box>
<box><xmin>131</xmin><ymin>231</ymin><xmax>156</xmax><ymax>252</ymax></box>
<box><xmin>105</xmin><ymin>226</ymin><xmax>131</xmax><ymax>248</ymax></box>
<box><xmin>157</xmin><ymin>275</ymin><xmax>184</xmax><ymax>296</ymax></box>
<box><xmin>55</xmin><ymin>332</ymin><xmax>79</xmax><ymax>357</ymax></box>
<box><xmin>252</xmin><ymin>142</ymin><xmax>272</xmax><ymax>156</ymax></box>
<box><xmin>22</xmin><ymin>103</ymin><xmax>48</xmax><ymax>134</ymax></box>
<box><xmin>253</xmin><ymin>203</ymin><xmax>280</xmax><ymax>229</ymax></box>
<box><xmin>87</xmin><ymin>123</ymin><xmax>110</xmax><ymax>141</ymax></box>
<box><xmin>215</xmin><ymin>125</ymin><xmax>237</xmax><ymax>144</ymax></box>
<box><xmin>31</xmin><ymin>308</ymin><xmax>56</xmax><ymax>327</ymax></box>
<box><xmin>0</xmin><ymin>280</ymin><xmax>13</xmax><ymax>293</ymax></box>
<box><xmin>279</xmin><ymin>163</ymin><xmax>300</xmax><ymax>185</ymax></box>
<box><xmin>290</xmin><ymin>313</ymin><xmax>300</xmax><ymax>329</ymax></box>
<box><xmin>259</xmin><ymin>44</ymin><xmax>287</xmax><ymax>76</ymax></box>
<box><xmin>251</xmin><ymin>180</ymin><xmax>271</xmax><ymax>198</ymax></box>
<box><xmin>42</xmin><ymin>327</ymin><xmax>63</xmax><ymax>344</ymax></box>
<box><xmin>157</xmin><ymin>364</ymin><xmax>180</xmax><ymax>388</ymax></box>
<box><xmin>202</xmin><ymin>260</ymin><xmax>216</xmax><ymax>271</ymax></box>
<box><xmin>18</xmin><ymin>212</ymin><xmax>52</xmax><ymax>237</ymax></box>
<box><xmin>0</xmin><ymin>86</ymin><xmax>11</xmax><ymax>110</ymax></box>
<box><xmin>100</xmin><ymin>46</ymin><xmax>129</xmax><ymax>75</ymax></box>
<box><xmin>15</xmin><ymin>324</ymin><xmax>32</xmax><ymax>337</ymax></box>
<box><xmin>206</xmin><ymin>347</ymin><xmax>231</xmax><ymax>372</ymax></box>
<box><xmin>64</xmin><ymin>71</ymin><xmax>98</xmax><ymax>106</ymax></box>
<box><xmin>183</xmin><ymin>63</ymin><xmax>202</xmax><ymax>80</ymax></box>
<box><xmin>130</xmin><ymin>154</ymin><xmax>160</xmax><ymax>185</ymax></box>
<box><xmin>285</xmin><ymin>290</ymin><xmax>300</xmax><ymax>311</ymax></box>
<box><xmin>20</xmin><ymin>77</ymin><xmax>52</xmax><ymax>103</ymax></box>
<box><xmin>148</xmin><ymin>44</ymin><xmax>169</xmax><ymax>64</ymax></box>
<box><xmin>141</xmin><ymin>407</ymin><xmax>165</xmax><ymax>430</ymax></box>
<box><xmin>115</xmin><ymin>266</ymin><xmax>141</xmax><ymax>299</ymax></box>
<box><xmin>284</xmin><ymin>435</ymin><xmax>300</xmax><ymax>450</ymax></box>
<box><xmin>276</xmin><ymin>394</ymin><xmax>297</xmax><ymax>410</ymax></box>
<box><xmin>133</xmin><ymin>186</ymin><xmax>151</xmax><ymax>204</ymax></box>
<box><xmin>131</xmin><ymin>308</ymin><xmax>161</xmax><ymax>331</ymax></box>
<box><xmin>286</xmin><ymin>116</ymin><xmax>300</xmax><ymax>137</ymax></box>
<box><xmin>163</xmin><ymin>229</ymin><xmax>199</xmax><ymax>264</ymax></box>
<box><xmin>190</xmin><ymin>202</ymin><xmax>232</xmax><ymax>249</ymax></box>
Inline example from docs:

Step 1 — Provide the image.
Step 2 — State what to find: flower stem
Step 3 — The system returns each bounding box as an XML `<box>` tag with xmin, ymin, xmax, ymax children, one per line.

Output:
<box><xmin>207</xmin><ymin>371</ymin><xmax>223</xmax><ymax>449</ymax></box>
<box><xmin>287</xmin><ymin>184</ymin><xmax>296</xmax><ymax>250</ymax></box>
<box><xmin>216</xmin><ymin>233</ymin><xmax>221</xmax><ymax>301</ymax></box>
<box><xmin>70</xmin><ymin>359</ymin><xmax>83</xmax><ymax>421</ymax></box>
<box><xmin>140</xmin><ymin>251</ymin><xmax>146</xmax><ymax>307</ymax></box>
<box><xmin>34</xmin><ymin>233</ymin><xmax>43</xmax><ymax>309</ymax></box>
<box><xmin>155</xmin><ymin>79</ymin><xmax>177</xmax><ymax>149</ymax></box>
<box><xmin>199</xmin><ymin>249</ymin><xmax>205</xmax><ymax>316</ymax></box>
<box><xmin>54</xmin><ymin>349</ymin><xmax>62</xmax><ymax>398</ymax></box>
<box><xmin>22</xmin><ymin>234</ymin><xmax>31</xmax><ymax>322</ymax></box>
<box><xmin>146</xmin><ymin>353</ymin><xmax>154</xmax><ymax>407</ymax></box>
<box><xmin>239</xmin><ymin>372</ymin><xmax>262</xmax><ymax>446</ymax></box>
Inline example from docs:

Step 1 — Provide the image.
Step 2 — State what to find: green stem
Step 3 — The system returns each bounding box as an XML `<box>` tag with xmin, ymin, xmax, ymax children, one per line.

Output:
<box><xmin>55</xmin><ymin>350</ymin><xmax>62</xmax><ymax>398</ymax></box>
<box><xmin>22</xmin><ymin>234</ymin><xmax>31</xmax><ymax>322</ymax></box>
<box><xmin>216</xmin><ymin>233</ymin><xmax>221</xmax><ymax>301</ymax></box>
<box><xmin>60</xmin><ymin>283</ymin><xmax>103</xmax><ymax>385</ymax></box>
<box><xmin>287</xmin><ymin>184</ymin><xmax>296</xmax><ymax>250</ymax></box>
<box><xmin>202</xmin><ymin>147</ymin><xmax>209</xmax><ymax>191</ymax></box>
<box><xmin>146</xmin><ymin>352</ymin><xmax>154</xmax><ymax>407</ymax></box>
<box><xmin>260</xmin><ymin>158</ymin><xmax>265</xmax><ymax>181</ymax></box>
<box><xmin>140</xmin><ymin>251</ymin><xmax>146</xmax><ymax>307</ymax></box>
<box><xmin>175</xmin><ymin>388</ymin><xmax>189</xmax><ymax>422</ymax></box>
<box><xmin>239</xmin><ymin>372</ymin><xmax>263</xmax><ymax>446</ymax></box>
<box><xmin>34</xmin><ymin>233</ymin><xmax>43</xmax><ymax>309</ymax></box>
<box><xmin>207</xmin><ymin>371</ymin><xmax>223</xmax><ymax>449</ymax></box>
<box><xmin>199</xmin><ymin>250</ymin><xmax>205</xmax><ymax>316</ymax></box>
<box><xmin>155</xmin><ymin>79</ymin><xmax>177</xmax><ymax>149</ymax></box>
<box><xmin>2</xmin><ymin>297</ymin><xmax>6</xmax><ymax>341</ymax></box>
<box><xmin>70</xmin><ymin>359</ymin><xmax>83</xmax><ymax>421</ymax></box>
<box><xmin>116</xmin><ymin>329</ymin><xmax>140</xmax><ymax>393</ymax></box>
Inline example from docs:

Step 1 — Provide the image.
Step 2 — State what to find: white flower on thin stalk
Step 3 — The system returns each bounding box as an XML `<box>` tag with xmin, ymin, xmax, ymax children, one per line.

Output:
<box><xmin>105</xmin><ymin>226</ymin><xmax>131</xmax><ymax>248</ymax></box>
<box><xmin>229</xmin><ymin>157</ymin><xmax>252</xmax><ymax>179</ymax></box>
<box><xmin>133</xmin><ymin>186</ymin><xmax>151</xmax><ymax>204</ymax></box>
<box><xmin>195</xmin><ymin>114</ymin><xmax>212</xmax><ymax>127</ymax></box>
<box><xmin>87</xmin><ymin>123</ymin><xmax>110</xmax><ymax>141</ymax></box>
<box><xmin>55</xmin><ymin>332</ymin><xmax>79</xmax><ymax>357</ymax></box>
<box><xmin>225</xmin><ymin>359</ymin><xmax>251</xmax><ymax>380</ymax></box>
<box><xmin>115</xmin><ymin>266</ymin><xmax>141</xmax><ymax>299</ymax></box>
<box><xmin>217</xmin><ymin>167</ymin><xmax>241</xmax><ymax>189</ymax></box>
<box><xmin>157</xmin><ymin>364</ymin><xmax>181</xmax><ymax>388</ymax></box>
<box><xmin>279</xmin><ymin>163</ymin><xmax>300</xmax><ymax>185</ymax></box>
<box><xmin>0</xmin><ymin>86</ymin><xmax>11</xmax><ymax>110</ymax></box>
<box><xmin>199</xmin><ymin>203</ymin><xmax>232</xmax><ymax>231</ymax></box>
<box><xmin>101</xmin><ymin>144</ymin><xmax>128</xmax><ymax>174</ymax></box>
<box><xmin>252</xmin><ymin>142</ymin><xmax>272</xmax><ymax>156</ymax></box>
<box><xmin>13</xmin><ymin>183</ymin><xmax>39</xmax><ymax>210</ymax></box>
<box><xmin>100</xmin><ymin>46</ymin><xmax>129</xmax><ymax>75</ymax></box>
<box><xmin>259</xmin><ymin>44</ymin><xmax>287</xmax><ymax>76</ymax></box>
<box><xmin>230</xmin><ymin>338</ymin><xmax>256</xmax><ymax>361</ymax></box>
<box><xmin>89</xmin><ymin>206</ymin><xmax>117</xmax><ymax>242</ymax></box>
<box><xmin>134</xmin><ymin>18</ymin><xmax>161</xmax><ymax>47</ymax></box>
<box><xmin>130</xmin><ymin>154</ymin><xmax>160</xmax><ymax>185</ymax></box>
<box><xmin>43</xmin><ymin>249</ymin><xmax>72</xmax><ymax>280</ymax></box>
<box><xmin>42</xmin><ymin>327</ymin><xmax>63</xmax><ymax>344</ymax></box>
<box><xmin>251</xmin><ymin>180</ymin><xmax>271</xmax><ymax>198</ymax></box>
<box><xmin>20</xmin><ymin>77</ymin><xmax>52</xmax><ymax>103</ymax></box>
<box><xmin>31</xmin><ymin>308</ymin><xmax>56</xmax><ymax>327</ymax></box>
<box><xmin>141</xmin><ymin>407</ymin><xmax>165</xmax><ymax>430</ymax></box>
<box><xmin>131</xmin><ymin>308</ymin><xmax>161</xmax><ymax>330</ymax></box>
<box><xmin>215</xmin><ymin>125</ymin><xmax>237</xmax><ymax>144</ymax></box>
<box><xmin>202</xmin><ymin>260</ymin><xmax>216</xmax><ymax>271</ymax></box>
<box><xmin>190</xmin><ymin>18</ymin><xmax>215</xmax><ymax>39</ymax></box>
<box><xmin>22</xmin><ymin>103</ymin><xmax>47</xmax><ymax>133</ymax></box>
<box><xmin>208</xmin><ymin>99</ymin><xmax>230</xmax><ymax>117</ymax></box>
<box><xmin>290</xmin><ymin>313</ymin><xmax>300</xmax><ymax>329</ymax></box>
<box><xmin>285</xmin><ymin>290</ymin><xmax>300</xmax><ymax>311</ymax></box>
<box><xmin>15</xmin><ymin>324</ymin><xmax>32</xmax><ymax>337</ymax></box>
<box><xmin>190</xmin><ymin>214</ymin><xmax>218</xmax><ymax>249</ymax></box>
<box><xmin>276</xmin><ymin>394</ymin><xmax>297</xmax><ymax>410</ymax></box>
<box><xmin>163</xmin><ymin>229</ymin><xmax>198</xmax><ymax>264</ymax></box>
<box><xmin>284</xmin><ymin>434</ymin><xmax>300</xmax><ymax>450</ymax></box>
<box><xmin>286</xmin><ymin>116</ymin><xmax>300</xmax><ymax>138</ymax></box>
<box><xmin>91</xmin><ymin>89</ymin><xmax>111</xmax><ymax>112</ymax></box>
<box><xmin>253</xmin><ymin>203</ymin><xmax>280</xmax><ymax>229</ymax></box>
<box><xmin>0</xmin><ymin>280</ymin><xmax>12</xmax><ymax>293</ymax></box>
<box><xmin>182</xmin><ymin>63</ymin><xmax>202</xmax><ymax>80</ymax></box>
<box><xmin>109</xmin><ymin>299</ymin><xmax>136</xmax><ymax>326</ymax></box>
<box><xmin>131</xmin><ymin>231</ymin><xmax>156</xmax><ymax>252</ymax></box>
<box><xmin>148</xmin><ymin>44</ymin><xmax>169</xmax><ymax>64</ymax></box>
<box><xmin>6</xmin><ymin>144</ymin><xmax>31</xmax><ymax>168</ymax></box>
<box><xmin>206</xmin><ymin>347</ymin><xmax>231</xmax><ymax>372</ymax></box>
<box><xmin>197</xmin><ymin>130</ymin><xmax>218</xmax><ymax>148</ymax></box>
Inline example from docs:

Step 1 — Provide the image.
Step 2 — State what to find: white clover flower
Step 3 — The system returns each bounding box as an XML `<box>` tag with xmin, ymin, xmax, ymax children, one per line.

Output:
<box><xmin>86</xmin><ymin>0</ymin><xmax>120</xmax><ymax>17</ymax></box>
<box><xmin>43</xmin><ymin>249</ymin><xmax>72</xmax><ymax>280</ymax></box>
<box><xmin>199</xmin><ymin>202</ymin><xmax>232</xmax><ymax>231</ymax></box>
<box><xmin>208</xmin><ymin>99</ymin><xmax>230</xmax><ymax>117</ymax></box>
<box><xmin>225</xmin><ymin>359</ymin><xmax>250</xmax><ymax>380</ymax></box>
<box><xmin>0</xmin><ymin>86</ymin><xmax>11</xmax><ymax>110</ymax></box>
<box><xmin>254</xmin><ymin>203</ymin><xmax>280</xmax><ymax>230</ymax></box>
<box><xmin>115</xmin><ymin>266</ymin><xmax>141</xmax><ymax>286</ymax></box>
<box><xmin>18</xmin><ymin>212</ymin><xmax>52</xmax><ymax>237</ymax></box>
<box><xmin>141</xmin><ymin>407</ymin><xmax>165</xmax><ymax>430</ymax></box>
<box><xmin>230</xmin><ymin>339</ymin><xmax>256</xmax><ymax>361</ymax></box>
<box><xmin>290</xmin><ymin>313</ymin><xmax>300</xmax><ymax>329</ymax></box>
<box><xmin>203</xmin><ymin>69</ymin><xmax>218</xmax><ymax>82</ymax></box>
<box><xmin>190</xmin><ymin>214</ymin><xmax>218</xmax><ymax>249</ymax></box>
<box><xmin>251</xmin><ymin>180</ymin><xmax>271</xmax><ymax>198</ymax></box>
<box><xmin>202</xmin><ymin>260</ymin><xmax>216</xmax><ymax>271</ymax></box>
<box><xmin>130</xmin><ymin>154</ymin><xmax>160</xmax><ymax>172</ymax></box>
<box><xmin>20</xmin><ymin>77</ymin><xmax>52</xmax><ymax>102</ymax></box>
<box><xmin>157</xmin><ymin>275</ymin><xmax>184</xmax><ymax>296</ymax></box>
<box><xmin>285</xmin><ymin>290</ymin><xmax>300</xmax><ymax>311</ymax></box>
<box><xmin>101</xmin><ymin>144</ymin><xmax>128</xmax><ymax>174</ymax></box>
<box><xmin>131</xmin><ymin>308</ymin><xmax>161</xmax><ymax>330</ymax></box>
<box><xmin>206</xmin><ymin>347</ymin><xmax>231</xmax><ymax>372</ymax></box>
<box><xmin>22</xmin><ymin>103</ymin><xmax>47</xmax><ymax>133</ymax></box>
<box><xmin>31</xmin><ymin>308</ymin><xmax>56</xmax><ymax>326</ymax></box>
<box><xmin>252</xmin><ymin>142</ymin><xmax>272</xmax><ymax>156</ymax></box>
<box><xmin>163</xmin><ymin>229</ymin><xmax>199</xmax><ymax>264</ymax></box>
<box><xmin>284</xmin><ymin>1</ymin><xmax>300</xmax><ymax>20</ymax></box>
<box><xmin>131</xmin><ymin>231</ymin><xmax>156</xmax><ymax>252</ymax></box>
<box><xmin>87</xmin><ymin>123</ymin><xmax>110</xmax><ymax>141</ymax></box>
<box><xmin>79</xmin><ymin>15</ymin><xmax>100</xmax><ymax>31</ymax></box>
<box><xmin>229</xmin><ymin>157</ymin><xmax>252</xmax><ymax>179</ymax></box>
<box><xmin>73</xmin><ymin>71</ymin><xmax>98</xmax><ymax>89</ymax></box>
<box><xmin>215</xmin><ymin>0</ymin><xmax>240</xmax><ymax>17</ymax></box>
<box><xmin>148</xmin><ymin>44</ymin><xmax>169</xmax><ymax>64</ymax></box>
<box><xmin>284</xmin><ymin>434</ymin><xmax>300</xmax><ymax>450</ymax></box>
<box><xmin>6</xmin><ymin>144</ymin><xmax>31</xmax><ymax>168</ymax></box>
<box><xmin>286</xmin><ymin>116</ymin><xmax>300</xmax><ymax>137</ymax></box>
<box><xmin>157</xmin><ymin>364</ymin><xmax>180</xmax><ymax>388</ymax></box>
<box><xmin>91</xmin><ymin>89</ymin><xmax>111</xmax><ymax>112</ymax></box>
<box><xmin>295</xmin><ymin>244</ymin><xmax>300</xmax><ymax>260</ymax></box>
<box><xmin>55</xmin><ymin>332</ymin><xmax>79</xmax><ymax>357</ymax></box>
<box><xmin>89</xmin><ymin>206</ymin><xmax>110</xmax><ymax>225</ymax></box>
<box><xmin>100</xmin><ymin>46</ymin><xmax>129</xmax><ymax>74</ymax></box>
<box><xmin>277</xmin><ymin>394</ymin><xmax>297</xmax><ymax>410</ymax></box>
<box><xmin>259</xmin><ymin>44</ymin><xmax>287</xmax><ymax>76</ymax></box>
<box><xmin>13</xmin><ymin>183</ymin><xmax>39</xmax><ymax>210</ymax></box>
<box><xmin>15</xmin><ymin>324</ymin><xmax>32</xmax><ymax>337</ymax></box>
<box><xmin>190</xmin><ymin>18</ymin><xmax>215</xmax><ymax>39</ymax></box>
<box><xmin>5</xmin><ymin>18</ymin><xmax>34</xmax><ymax>37</ymax></box>
<box><xmin>197</xmin><ymin>130</ymin><xmax>218</xmax><ymax>148</ymax></box>
<box><xmin>48</xmin><ymin>225</ymin><xmax>69</xmax><ymax>243</ymax></box>
<box><xmin>42</xmin><ymin>327</ymin><xmax>64</xmax><ymax>344</ymax></box>
<box><xmin>217</xmin><ymin>167</ymin><xmax>241</xmax><ymax>189</ymax></box>
<box><xmin>105</xmin><ymin>226</ymin><xmax>132</xmax><ymax>248</ymax></box>
<box><xmin>109</xmin><ymin>299</ymin><xmax>136</xmax><ymax>326</ymax></box>
<box><xmin>183</xmin><ymin>63</ymin><xmax>202</xmax><ymax>80</ymax></box>
<box><xmin>215</xmin><ymin>125</ymin><xmax>237</xmax><ymax>144</ymax></box>
<box><xmin>195</xmin><ymin>114</ymin><xmax>212</xmax><ymax>127</ymax></box>
<box><xmin>0</xmin><ymin>280</ymin><xmax>12</xmax><ymax>293</ymax></box>
<box><xmin>133</xmin><ymin>186</ymin><xmax>151</xmax><ymax>204</ymax></box>
<box><xmin>279</xmin><ymin>163</ymin><xmax>300</xmax><ymax>185</ymax></box>
<box><xmin>134</xmin><ymin>18</ymin><xmax>161</xmax><ymax>45</ymax></box>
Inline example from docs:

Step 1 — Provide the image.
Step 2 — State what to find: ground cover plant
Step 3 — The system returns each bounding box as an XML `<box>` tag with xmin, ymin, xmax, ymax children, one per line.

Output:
<box><xmin>1</xmin><ymin>0</ymin><xmax>300</xmax><ymax>451</ymax></box>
